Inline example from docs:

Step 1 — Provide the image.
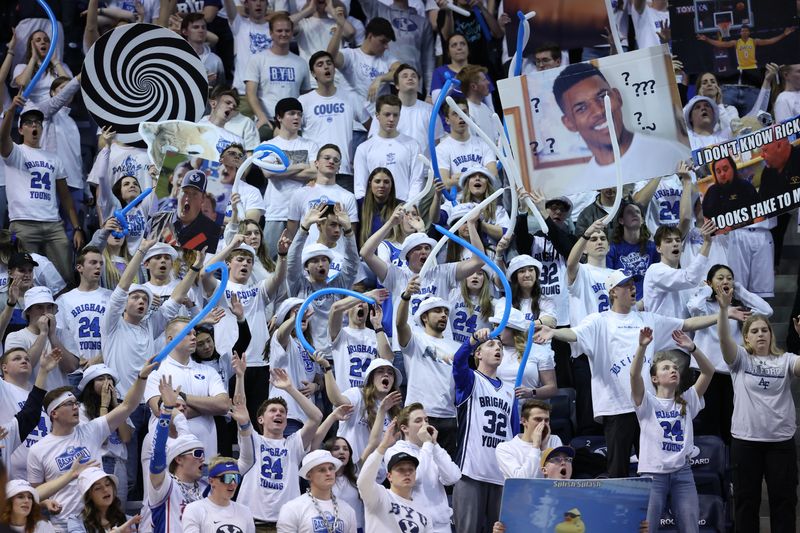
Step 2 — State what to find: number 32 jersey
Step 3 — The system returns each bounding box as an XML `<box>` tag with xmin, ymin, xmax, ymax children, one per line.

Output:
<box><xmin>3</xmin><ymin>144</ymin><xmax>68</xmax><ymax>223</ymax></box>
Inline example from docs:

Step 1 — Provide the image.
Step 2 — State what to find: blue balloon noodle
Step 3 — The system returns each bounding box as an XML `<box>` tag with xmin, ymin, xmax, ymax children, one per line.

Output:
<box><xmin>429</xmin><ymin>74</ymin><xmax>459</xmax><ymax>206</ymax></box>
<box><xmin>22</xmin><ymin>0</ymin><xmax>58</xmax><ymax>100</ymax></box>
<box><xmin>432</xmin><ymin>224</ymin><xmax>510</xmax><ymax>338</ymax></box>
<box><xmin>153</xmin><ymin>262</ymin><xmax>229</xmax><ymax>363</ymax></box>
<box><xmin>295</xmin><ymin>289</ymin><xmax>376</xmax><ymax>356</ymax></box>
<box><xmin>513</xmin><ymin>10</ymin><xmax>527</xmax><ymax>77</ymax></box>
<box><xmin>112</xmin><ymin>187</ymin><xmax>153</xmax><ymax>238</ymax></box>
<box><xmin>472</xmin><ymin>6</ymin><xmax>492</xmax><ymax>42</ymax></box>
<box><xmin>253</xmin><ymin>143</ymin><xmax>291</xmax><ymax>169</ymax></box>
<box><xmin>516</xmin><ymin>316</ymin><xmax>536</xmax><ymax>388</ymax></box>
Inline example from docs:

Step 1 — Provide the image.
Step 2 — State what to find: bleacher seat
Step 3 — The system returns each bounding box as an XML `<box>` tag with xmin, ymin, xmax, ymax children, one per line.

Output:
<box><xmin>548</xmin><ymin>388</ymin><xmax>576</xmax><ymax>443</ymax></box>
<box><xmin>658</xmin><ymin>494</ymin><xmax>725</xmax><ymax>532</ymax></box>
<box><xmin>690</xmin><ymin>436</ymin><xmax>729</xmax><ymax>499</ymax></box>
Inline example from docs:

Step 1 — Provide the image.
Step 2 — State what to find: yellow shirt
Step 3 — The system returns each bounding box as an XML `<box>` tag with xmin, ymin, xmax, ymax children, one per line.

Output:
<box><xmin>736</xmin><ymin>38</ymin><xmax>757</xmax><ymax>70</ymax></box>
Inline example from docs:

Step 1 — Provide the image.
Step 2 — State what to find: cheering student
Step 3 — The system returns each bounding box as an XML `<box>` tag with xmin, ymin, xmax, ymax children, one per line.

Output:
<box><xmin>534</xmin><ymin>270</ymin><xmax>733</xmax><ymax>479</ymax></box>
<box><xmin>6</xmin><ymin>473</ymin><xmax>98</xmax><ymax>533</ymax></box>
<box><xmin>277</xmin><ymin>450</ymin><xmax>358</xmax><ymax>533</ymax></box>
<box><xmin>317</xmin><ymin>413</ymin><xmax>364</xmax><ymax>530</ymax></box>
<box><xmin>66</xmin><ymin>467</ymin><xmax>140</xmax><ymax>533</ymax></box>
<box><xmin>606</xmin><ymin>201</ymin><xmax>658</xmax><ymax>300</ymax></box>
<box><xmin>181</xmin><ymin>457</ymin><xmax>255</xmax><ymax>533</ymax></box>
<box><xmin>632</xmin><ymin>328</ymin><xmax>714</xmax><ymax>533</ymax></box>
<box><xmin>358</xmin><ymin>421</ymin><xmax>433</xmax><ymax>533</ymax></box>
<box><xmin>435</xmin><ymin>99</ymin><xmax>498</xmax><ymax>190</ymax></box>
<box><xmin>384</xmin><ymin>403</ymin><xmax>461</xmax><ymax>533</ymax></box>
<box><xmin>451</xmin><ymin>328</ymin><xmax>517</xmax><ymax>532</ymax></box>
<box><xmin>496</xmin><ymin>400</ymin><xmax>564</xmax><ymax>480</ymax></box>
<box><xmin>717</xmin><ymin>288</ymin><xmax>800</xmax><ymax>533</ymax></box>
<box><xmin>551</xmin><ymin>63</ymin><xmax>689</xmax><ymax>186</ymax></box>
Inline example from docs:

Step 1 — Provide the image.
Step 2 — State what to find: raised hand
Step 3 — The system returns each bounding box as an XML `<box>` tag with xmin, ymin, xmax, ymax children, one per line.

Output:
<box><xmin>277</xmin><ymin>229</ymin><xmax>292</xmax><ymax>256</ymax></box>
<box><xmin>158</xmin><ymin>375</ymin><xmax>180</xmax><ymax>408</ymax></box>
<box><xmin>404</xmin><ymin>275</ymin><xmax>421</xmax><ymax>296</ymax></box>
<box><xmin>369</xmin><ymin>304</ymin><xmax>384</xmax><ymax>329</ymax></box>
<box><xmin>639</xmin><ymin>327</ymin><xmax>653</xmax><ymax>347</ymax></box>
<box><xmin>232</xmin><ymin>351</ymin><xmax>247</xmax><ymax>378</ymax></box>
<box><xmin>302</xmin><ymin>202</ymin><xmax>328</xmax><ymax>229</ymax></box>
<box><xmin>700</xmin><ymin>219</ymin><xmax>716</xmax><ymax>241</ymax></box>
<box><xmin>230</xmin><ymin>394</ymin><xmax>250</xmax><ymax>425</ymax></box>
<box><xmin>40</xmin><ymin>347</ymin><xmax>62</xmax><ymax>372</ymax></box>
<box><xmin>728</xmin><ymin>306</ymin><xmax>752</xmax><ymax>322</ymax></box>
<box><xmin>69</xmin><ymin>457</ymin><xmax>100</xmax><ymax>480</ymax></box>
<box><xmin>334</xmin><ymin>202</ymin><xmax>352</xmax><ymax>232</ymax></box>
<box><xmin>139</xmin><ymin>355</ymin><xmax>160</xmax><ymax>379</ymax></box>
<box><xmin>199</xmin><ymin>306</ymin><xmax>225</xmax><ymax>326</ymax></box>
<box><xmin>472</xmin><ymin>328</ymin><xmax>490</xmax><ymax>343</ymax></box>
<box><xmin>378</xmin><ymin>419</ymin><xmax>400</xmax><ymax>450</ymax></box>
<box><xmin>378</xmin><ymin>391</ymin><xmax>403</xmax><ymax>413</ymax></box>
<box><xmin>269</xmin><ymin>368</ymin><xmax>293</xmax><ymax>390</ymax></box>
<box><xmin>495</xmin><ymin>231</ymin><xmax>513</xmax><ymax>256</ymax></box>
<box><xmin>671</xmin><ymin>330</ymin><xmax>694</xmax><ymax>352</ymax></box>
<box><xmin>715</xmin><ymin>285</ymin><xmax>733</xmax><ymax>309</ymax></box>
<box><xmin>331</xmin><ymin>404</ymin><xmax>354</xmax><ymax>421</ymax></box>
<box><xmin>533</xmin><ymin>325</ymin><xmax>554</xmax><ymax>344</ymax></box>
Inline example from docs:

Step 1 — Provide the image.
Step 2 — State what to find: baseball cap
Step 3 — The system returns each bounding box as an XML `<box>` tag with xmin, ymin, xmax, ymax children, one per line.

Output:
<box><xmin>399</xmin><ymin>233</ymin><xmax>437</xmax><ymax>263</ymax></box>
<box><xmin>22</xmin><ymin>286</ymin><xmax>56</xmax><ymax>315</ymax></box>
<box><xmin>181</xmin><ymin>170</ymin><xmax>207</xmax><ymax>193</ymax></box>
<box><xmin>387</xmin><ymin>451</ymin><xmax>419</xmax><ymax>471</ymax></box>
<box><xmin>232</xmin><ymin>242</ymin><xmax>256</xmax><ymax>257</ymax></box>
<box><xmin>77</xmin><ymin>467</ymin><xmax>119</xmax><ymax>497</ymax></box>
<box><xmin>77</xmin><ymin>364</ymin><xmax>119</xmax><ymax>394</ymax></box>
<box><xmin>362</xmin><ymin>358</ymin><xmax>402</xmax><ymax>387</ymax></box>
<box><xmin>506</xmin><ymin>254</ymin><xmax>543</xmax><ymax>280</ymax></box>
<box><xmin>545</xmin><ymin>196</ymin><xmax>573</xmax><ymax>212</ymax></box>
<box><xmin>540</xmin><ymin>446</ymin><xmax>576</xmax><ymax>469</ymax></box>
<box><xmin>412</xmin><ymin>296</ymin><xmax>451</xmax><ymax>327</ymax></box>
<box><xmin>683</xmin><ymin>95</ymin><xmax>718</xmax><ymax>129</ymax></box>
<box><xmin>605</xmin><ymin>269</ymin><xmax>634</xmax><ymax>291</ymax></box>
<box><xmin>19</xmin><ymin>106</ymin><xmax>44</xmax><ymax>127</ymax></box>
<box><xmin>459</xmin><ymin>165</ymin><xmax>499</xmax><ymax>189</ymax></box>
<box><xmin>275</xmin><ymin>97</ymin><xmax>303</xmax><ymax>118</ymax></box>
<box><xmin>301</xmin><ymin>243</ymin><xmax>335</xmax><ymax>266</ymax></box>
<box><xmin>298</xmin><ymin>450</ymin><xmax>343</xmax><ymax>480</ymax></box>
<box><xmin>8</xmin><ymin>252</ymin><xmax>39</xmax><ymax>270</ymax></box>
<box><xmin>167</xmin><ymin>435</ymin><xmax>205</xmax><ymax>466</ymax></box>
<box><xmin>143</xmin><ymin>243</ymin><xmax>179</xmax><ymax>263</ymax></box>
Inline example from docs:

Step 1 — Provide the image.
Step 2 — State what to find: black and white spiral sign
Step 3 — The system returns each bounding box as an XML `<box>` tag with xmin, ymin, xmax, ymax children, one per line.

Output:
<box><xmin>81</xmin><ymin>23</ymin><xmax>208</xmax><ymax>146</ymax></box>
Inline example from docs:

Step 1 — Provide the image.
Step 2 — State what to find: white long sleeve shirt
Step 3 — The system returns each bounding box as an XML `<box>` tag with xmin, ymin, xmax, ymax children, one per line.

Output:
<box><xmin>642</xmin><ymin>253</ymin><xmax>709</xmax><ymax>318</ymax></box>
<box><xmin>495</xmin><ymin>434</ymin><xmax>563</xmax><ymax>480</ymax></box>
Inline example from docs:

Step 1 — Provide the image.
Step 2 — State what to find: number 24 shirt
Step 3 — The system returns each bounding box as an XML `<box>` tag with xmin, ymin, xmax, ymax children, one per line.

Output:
<box><xmin>4</xmin><ymin>144</ymin><xmax>68</xmax><ymax>222</ymax></box>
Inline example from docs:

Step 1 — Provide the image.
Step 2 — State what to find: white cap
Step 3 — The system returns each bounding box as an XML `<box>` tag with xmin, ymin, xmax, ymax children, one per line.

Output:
<box><xmin>77</xmin><ymin>364</ymin><xmax>119</xmax><ymax>394</ymax></box>
<box><xmin>232</xmin><ymin>243</ymin><xmax>256</xmax><ymax>257</ymax></box>
<box><xmin>77</xmin><ymin>467</ymin><xmax>118</xmax><ymax>497</ymax></box>
<box><xmin>6</xmin><ymin>480</ymin><xmax>39</xmax><ymax>503</ymax></box>
<box><xmin>412</xmin><ymin>296</ymin><xmax>451</xmax><ymax>327</ymax></box>
<box><xmin>143</xmin><ymin>243</ymin><xmax>179</xmax><ymax>263</ymax></box>
<box><xmin>488</xmin><ymin>305</ymin><xmax>529</xmax><ymax>331</ymax></box>
<box><xmin>545</xmin><ymin>196</ymin><xmax>573</xmax><ymax>212</ymax></box>
<box><xmin>459</xmin><ymin>165</ymin><xmax>499</xmax><ymax>189</ymax></box>
<box><xmin>128</xmin><ymin>283</ymin><xmax>154</xmax><ymax>307</ymax></box>
<box><xmin>605</xmin><ymin>269</ymin><xmax>634</xmax><ymax>291</ymax></box>
<box><xmin>22</xmin><ymin>286</ymin><xmax>56</xmax><ymax>315</ymax></box>
<box><xmin>301</xmin><ymin>243</ymin><xmax>335</xmax><ymax>266</ymax></box>
<box><xmin>447</xmin><ymin>202</ymin><xmax>478</xmax><ymax>226</ymax></box>
<box><xmin>298</xmin><ymin>450</ymin><xmax>343</xmax><ymax>480</ymax></box>
<box><xmin>683</xmin><ymin>95</ymin><xmax>719</xmax><ymax>130</ymax></box>
<box><xmin>399</xmin><ymin>233</ymin><xmax>437</xmax><ymax>263</ymax></box>
<box><xmin>362</xmin><ymin>358</ymin><xmax>403</xmax><ymax>387</ymax></box>
<box><xmin>506</xmin><ymin>254</ymin><xmax>543</xmax><ymax>280</ymax></box>
<box><xmin>274</xmin><ymin>297</ymin><xmax>305</xmax><ymax>325</ymax></box>
<box><xmin>166</xmin><ymin>434</ymin><xmax>205</xmax><ymax>467</ymax></box>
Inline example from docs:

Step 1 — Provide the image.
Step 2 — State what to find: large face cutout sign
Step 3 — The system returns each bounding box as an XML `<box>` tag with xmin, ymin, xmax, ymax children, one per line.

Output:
<box><xmin>81</xmin><ymin>23</ymin><xmax>209</xmax><ymax>146</ymax></box>
<box><xmin>499</xmin><ymin>45</ymin><xmax>691</xmax><ymax>198</ymax></box>
<box><xmin>139</xmin><ymin>120</ymin><xmax>219</xmax><ymax>170</ymax></box>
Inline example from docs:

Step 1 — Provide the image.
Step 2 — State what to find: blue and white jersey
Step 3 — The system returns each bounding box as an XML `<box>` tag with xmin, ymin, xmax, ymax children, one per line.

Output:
<box><xmin>331</xmin><ymin>326</ymin><xmax>379</xmax><ymax>390</ymax></box>
<box><xmin>447</xmin><ymin>291</ymin><xmax>491</xmax><ymax>344</ymax></box>
<box><xmin>56</xmin><ymin>287</ymin><xmax>112</xmax><ymax>361</ymax></box>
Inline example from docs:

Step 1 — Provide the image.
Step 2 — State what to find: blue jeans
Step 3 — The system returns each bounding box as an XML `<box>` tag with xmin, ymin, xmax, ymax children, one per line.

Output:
<box><xmin>721</xmin><ymin>84</ymin><xmax>760</xmax><ymax>118</ymax></box>
<box><xmin>0</xmin><ymin>186</ymin><xmax>7</xmax><ymax>229</ymax></box>
<box><xmin>645</xmin><ymin>463</ymin><xmax>699</xmax><ymax>532</ymax></box>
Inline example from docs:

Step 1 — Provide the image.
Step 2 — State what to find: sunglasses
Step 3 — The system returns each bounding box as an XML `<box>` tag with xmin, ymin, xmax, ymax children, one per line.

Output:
<box><xmin>181</xmin><ymin>449</ymin><xmax>205</xmax><ymax>459</ymax></box>
<box><xmin>216</xmin><ymin>473</ymin><xmax>240</xmax><ymax>484</ymax></box>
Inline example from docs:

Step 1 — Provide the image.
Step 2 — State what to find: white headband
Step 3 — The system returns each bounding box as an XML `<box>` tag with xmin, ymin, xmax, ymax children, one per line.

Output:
<box><xmin>47</xmin><ymin>392</ymin><xmax>76</xmax><ymax>417</ymax></box>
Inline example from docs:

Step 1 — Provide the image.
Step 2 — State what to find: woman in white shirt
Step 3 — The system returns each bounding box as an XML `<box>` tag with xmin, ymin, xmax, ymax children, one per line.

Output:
<box><xmin>4</xmin><ymin>480</ymin><xmax>55</xmax><ymax>533</ymax></box>
<box><xmin>12</xmin><ymin>31</ymin><xmax>73</xmax><ymax>105</ymax></box>
<box><xmin>447</xmin><ymin>268</ymin><xmax>494</xmax><ymax>344</ymax></box>
<box><xmin>66</xmin><ymin>467</ymin><xmax>138</xmax><ymax>533</ymax></box>
<box><xmin>632</xmin><ymin>327</ymin><xmax>714</xmax><ymax>533</ymax></box>
<box><xmin>324</xmin><ymin>436</ymin><xmax>364</xmax><ymax>533</ymax></box>
<box><xmin>455</xmin><ymin>167</ymin><xmax>509</xmax><ymax>243</ymax></box>
<box><xmin>717</xmin><ymin>289</ymin><xmax>800</xmax><ymax>533</ymax></box>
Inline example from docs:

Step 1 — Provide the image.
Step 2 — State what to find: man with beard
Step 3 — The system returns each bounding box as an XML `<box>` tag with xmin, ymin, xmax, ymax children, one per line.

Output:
<box><xmin>396</xmin><ymin>277</ymin><xmax>461</xmax><ymax>460</ymax></box>
<box><xmin>701</xmin><ymin>156</ymin><xmax>759</xmax><ymax>220</ymax></box>
<box><xmin>149</xmin><ymin>170</ymin><xmax>221</xmax><ymax>252</ymax></box>
<box><xmin>552</xmin><ymin>63</ymin><xmax>690</xmax><ymax>188</ymax></box>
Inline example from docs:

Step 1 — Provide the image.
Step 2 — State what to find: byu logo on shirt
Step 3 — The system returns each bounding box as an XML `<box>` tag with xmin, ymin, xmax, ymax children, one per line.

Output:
<box><xmin>312</xmin><ymin>514</ymin><xmax>345</xmax><ymax>533</ymax></box>
<box><xmin>216</xmin><ymin>526</ymin><xmax>243</xmax><ymax>533</ymax></box>
<box><xmin>270</xmin><ymin>67</ymin><xmax>297</xmax><ymax>82</ymax></box>
<box><xmin>249</xmin><ymin>32</ymin><xmax>272</xmax><ymax>54</ymax></box>
<box><xmin>193</xmin><ymin>373</ymin><xmax>206</xmax><ymax>380</ymax></box>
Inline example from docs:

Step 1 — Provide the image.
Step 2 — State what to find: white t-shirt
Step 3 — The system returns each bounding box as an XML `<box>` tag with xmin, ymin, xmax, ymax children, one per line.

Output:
<box><xmin>298</xmin><ymin>89</ymin><xmax>370</xmax><ymax>175</ymax></box>
<box><xmin>55</xmin><ymin>287</ymin><xmax>112</xmax><ymax>361</ymax></box>
<box><xmin>357</xmin><ymin>452</ymin><xmax>433</xmax><ymax>533</ymax></box>
<box><xmin>26</xmin><ymin>418</ymin><xmax>110</xmax><ymax>530</ymax></box>
<box><xmin>145</xmin><ymin>474</ymin><xmax>208</xmax><ymax>533</ymax></box>
<box><xmin>630</xmin><ymin>4</ymin><xmax>670</xmax><ymax>50</ymax></box>
<box><xmin>353</xmin><ymin>133</ymin><xmax>424</xmax><ymax>201</ymax></box>
<box><xmin>367</xmin><ymin>100</ymin><xmax>442</xmax><ymax>157</ymax></box>
<box><xmin>495</xmin><ymin>433</ymin><xmax>562</xmax><ymax>479</ymax></box>
<box><xmin>182</xmin><ymin>498</ymin><xmax>256</xmax><ymax>533</ymax></box>
<box><xmin>568</xmin><ymin>263</ymin><xmax>613</xmax><ymax>327</ymax></box>
<box><xmin>263</xmin><ymin>135</ymin><xmax>319</xmax><ymax>221</ymax></box>
<box><xmin>224</xmin><ymin>112</ymin><xmax>261</xmax><ymax>151</ymax></box>
<box><xmin>0</xmin><ymin>379</ymin><xmax>50</xmax><ymax>480</ymax></box>
<box><xmin>338</xmin><ymin>48</ymin><xmax>395</xmax><ymax>115</ymax></box>
<box><xmin>269</xmin><ymin>336</ymin><xmax>319</xmax><ymax>422</ymax></box>
<box><xmin>278</xmin><ymin>492</ymin><xmax>357</xmax><ymax>533</ymax></box>
<box><xmin>530</xmin><ymin>235</ymin><xmax>570</xmax><ymax>326</ymax></box>
<box><xmin>331</xmin><ymin>326</ymin><xmax>380</xmax><ymax>390</ymax></box>
<box><xmin>434</xmin><ymin>135</ymin><xmax>496</xmax><ymax>179</ymax></box>
<box><xmin>197</xmin><ymin>118</ymin><xmax>245</xmax><ymax>158</ymax></box>
<box><xmin>466</xmin><ymin>100</ymin><xmax>499</xmax><ymax>144</ymax></box>
<box><xmin>774</xmin><ymin>90</ymin><xmax>800</xmax><ymax>122</ymax></box>
<box><xmin>238</xmin><ymin>431</ymin><xmax>305</xmax><ymax>521</ymax></box>
<box><xmin>144</xmin><ymin>356</ymin><xmax>227</xmax><ymax>459</ymax></box>
<box><xmin>334</xmin><ymin>476</ymin><xmax>363</xmax><ymax>530</ymax></box>
<box><xmin>401</xmin><ymin>332</ymin><xmax>458</xmax><ymax>418</ymax></box>
<box><xmin>244</xmin><ymin>50</ymin><xmax>311</xmax><ymax>120</ymax></box>
<box><xmin>496</xmin><ymin>344</ymin><xmax>554</xmax><ymax>390</ymax></box>
<box><xmin>3</xmin><ymin>144</ymin><xmax>68</xmax><ymax>222</ymax></box>
<box><xmin>729</xmin><ymin>346</ymin><xmax>798</xmax><ymax>442</ymax></box>
<box><xmin>287</xmin><ymin>182</ymin><xmax>359</xmax><ymax>244</ymax></box>
<box><xmin>337</xmin><ymin>387</ymin><xmax>392</xmax><ymax>464</ymax></box>
<box><xmin>633</xmin><ymin>174</ymin><xmax>693</xmax><ymax>234</ymax></box>
<box><xmin>642</xmin><ymin>256</ymin><xmax>708</xmax><ymax>318</ymax></box>
<box><xmin>87</xmin><ymin>143</ymin><xmax>152</xmax><ymax>189</ymax></box>
<box><xmin>295</xmin><ymin>16</ymin><xmax>338</xmax><ymax>60</ymax></box>
<box><xmin>572</xmin><ymin>310</ymin><xmax>684</xmax><ymax>418</ymax></box>
<box><xmin>635</xmin><ymin>387</ymin><xmax>703</xmax><ymax>474</ymax></box>
<box><xmin>230</xmin><ymin>17</ymin><xmax>272</xmax><ymax>93</ymax></box>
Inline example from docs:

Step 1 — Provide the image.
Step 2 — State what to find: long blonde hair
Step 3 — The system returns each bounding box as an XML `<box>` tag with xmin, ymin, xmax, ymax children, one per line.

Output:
<box><xmin>459</xmin><ymin>270</ymin><xmax>493</xmax><ymax>322</ymax></box>
<box><xmin>362</xmin><ymin>370</ymin><xmax>400</xmax><ymax>431</ymax></box>
<box><xmin>460</xmin><ymin>174</ymin><xmax>498</xmax><ymax>222</ymax></box>
<box><xmin>103</xmin><ymin>240</ymin><xmax>137</xmax><ymax>288</ymax></box>
<box><xmin>360</xmin><ymin>168</ymin><xmax>399</xmax><ymax>247</ymax></box>
<box><xmin>238</xmin><ymin>219</ymin><xmax>275</xmax><ymax>272</ymax></box>
<box><xmin>742</xmin><ymin>314</ymin><xmax>783</xmax><ymax>356</ymax></box>
<box><xmin>650</xmin><ymin>352</ymin><xmax>687</xmax><ymax>416</ymax></box>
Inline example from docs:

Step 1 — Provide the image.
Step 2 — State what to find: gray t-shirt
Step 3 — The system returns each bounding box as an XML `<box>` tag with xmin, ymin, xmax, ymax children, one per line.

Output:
<box><xmin>729</xmin><ymin>345</ymin><xmax>798</xmax><ymax>441</ymax></box>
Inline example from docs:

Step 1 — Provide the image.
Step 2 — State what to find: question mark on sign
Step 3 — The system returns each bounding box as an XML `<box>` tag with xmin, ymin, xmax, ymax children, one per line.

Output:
<box><xmin>634</xmin><ymin>111</ymin><xmax>643</xmax><ymax>126</ymax></box>
<box><xmin>645</xmin><ymin>80</ymin><xmax>656</xmax><ymax>94</ymax></box>
<box><xmin>633</xmin><ymin>81</ymin><xmax>644</xmax><ymax>97</ymax></box>
<box><xmin>531</xmin><ymin>97</ymin><xmax>540</xmax><ymax>113</ymax></box>
<box><xmin>622</xmin><ymin>72</ymin><xmax>631</xmax><ymax>86</ymax></box>
<box><xmin>530</xmin><ymin>140</ymin><xmax>539</xmax><ymax>152</ymax></box>
<box><xmin>546</xmin><ymin>138</ymin><xmax>555</xmax><ymax>153</ymax></box>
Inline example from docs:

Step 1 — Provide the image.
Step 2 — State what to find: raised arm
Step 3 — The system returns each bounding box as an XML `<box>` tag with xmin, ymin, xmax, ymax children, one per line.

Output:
<box><xmin>454</xmin><ymin>218</ymin><xmax>487</xmax><ymax>281</ymax></box>
<box><xmin>396</xmin><ymin>276</ymin><xmax>420</xmax><ymax>348</ymax></box>
<box><xmin>327</xmin><ymin>17</ymin><xmax>347</xmax><ymax>68</ymax></box>
<box><xmin>754</xmin><ymin>27</ymin><xmax>796</xmax><ymax>46</ymax></box>
<box><xmin>311</xmin><ymin>404</ymin><xmax>353</xmax><ymax>450</ymax></box>
<box><xmin>148</xmin><ymin>375</ymin><xmax>180</xmax><ymax>491</ymax></box>
<box><xmin>632</xmin><ymin>177</ymin><xmax>662</xmax><ymax>208</ymax></box>
<box><xmin>270</xmin><ymin>368</ymin><xmax>323</xmax><ymax>449</ymax></box>
<box><xmin>676</xmin><ymin>163</ymin><xmax>694</xmax><ymax>238</ymax></box>
<box><xmin>696</xmin><ymin>33</ymin><xmax>737</xmax><ymax>48</ymax></box>
<box><xmin>105</xmin><ymin>356</ymin><xmax>159</xmax><ymax>431</ymax></box>
<box><xmin>1</xmin><ymin>95</ymin><xmax>24</xmax><ymax>158</ymax></box>
<box><xmin>312</xmin><ymin>354</ymin><xmax>349</xmax><ymax>407</ymax></box>
<box><xmin>567</xmin><ymin>219</ymin><xmax>605</xmax><ymax>284</ymax></box>
<box><xmin>715</xmin><ymin>286</ymin><xmax>739</xmax><ymax>365</ymax></box>
<box><xmin>359</xmin><ymin>391</ymin><xmax>403</xmax><ymax>464</ymax></box>
<box><xmin>630</xmin><ymin>328</ymin><xmax>651</xmax><ymax>407</ymax></box>
<box><xmin>360</xmin><ymin>205</ymin><xmax>405</xmax><ymax>282</ymax></box>
<box><xmin>119</xmin><ymin>239</ymin><xmax>156</xmax><ymax>291</ymax></box>
<box><xmin>671</xmin><ymin>330</ymin><xmax>714</xmax><ymax>397</ymax></box>
<box><xmin>202</xmin><ymin>234</ymin><xmax>245</xmax><ymax>297</ymax></box>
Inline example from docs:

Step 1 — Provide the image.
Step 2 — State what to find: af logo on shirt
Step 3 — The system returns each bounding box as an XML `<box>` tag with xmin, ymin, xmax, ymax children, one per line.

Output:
<box><xmin>55</xmin><ymin>446</ymin><xmax>91</xmax><ymax>471</ymax></box>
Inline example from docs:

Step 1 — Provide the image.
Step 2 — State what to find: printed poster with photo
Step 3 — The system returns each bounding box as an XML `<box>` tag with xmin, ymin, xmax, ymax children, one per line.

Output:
<box><xmin>148</xmin><ymin>151</ymin><xmax>225</xmax><ymax>252</ymax></box>
<box><xmin>499</xmin><ymin>44</ymin><xmax>691</xmax><ymax>198</ymax></box>
<box><xmin>692</xmin><ymin>113</ymin><xmax>800</xmax><ymax>232</ymax></box>
<box><xmin>499</xmin><ymin>478</ymin><xmax>651</xmax><ymax>532</ymax></box>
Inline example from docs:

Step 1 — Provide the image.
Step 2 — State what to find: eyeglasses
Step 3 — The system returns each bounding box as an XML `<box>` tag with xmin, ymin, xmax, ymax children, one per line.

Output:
<box><xmin>59</xmin><ymin>401</ymin><xmax>79</xmax><ymax>409</ymax></box>
<box><xmin>180</xmin><ymin>449</ymin><xmax>205</xmax><ymax>459</ymax></box>
<box><xmin>224</xmin><ymin>151</ymin><xmax>244</xmax><ymax>159</ymax></box>
<box><xmin>547</xmin><ymin>456</ymin><xmax>573</xmax><ymax>465</ymax></box>
<box><xmin>320</xmin><ymin>155</ymin><xmax>341</xmax><ymax>164</ymax></box>
<box><xmin>216</xmin><ymin>473</ymin><xmax>240</xmax><ymax>484</ymax></box>
<box><xmin>534</xmin><ymin>57</ymin><xmax>556</xmax><ymax>66</ymax></box>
